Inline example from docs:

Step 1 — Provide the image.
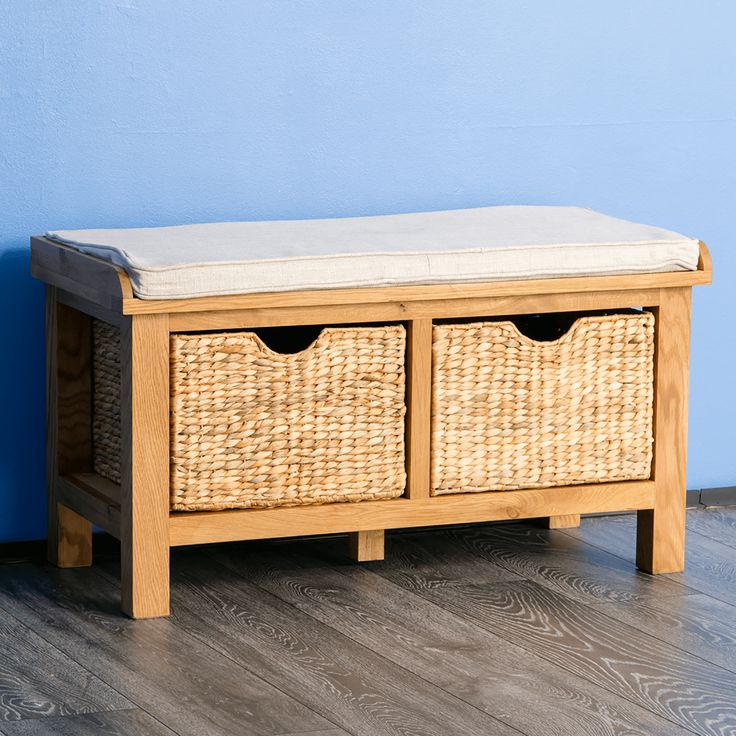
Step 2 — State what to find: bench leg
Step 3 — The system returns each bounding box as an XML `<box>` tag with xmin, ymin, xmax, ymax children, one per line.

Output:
<box><xmin>120</xmin><ymin>314</ymin><xmax>171</xmax><ymax>618</ymax></box>
<box><xmin>544</xmin><ymin>514</ymin><xmax>581</xmax><ymax>529</ymax></box>
<box><xmin>637</xmin><ymin>288</ymin><xmax>691</xmax><ymax>574</ymax></box>
<box><xmin>348</xmin><ymin>530</ymin><xmax>385</xmax><ymax>562</ymax></box>
<box><xmin>49</xmin><ymin>503</ymin><xmax>93</xmax><ymax>568</ymax></box>
<box><xmin>46</xmin><ymin>287</ymin><xmax>93</xmax><ymax>567</ymax></box>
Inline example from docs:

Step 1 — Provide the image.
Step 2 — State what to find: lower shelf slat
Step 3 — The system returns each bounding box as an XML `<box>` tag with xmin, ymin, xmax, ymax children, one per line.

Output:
<box><xmin>56</xmin><ymin>473</ymin><xmax>655</xmax><ymax>548</ymax></box>
<box><xmin>168</xmin><ymin>480</ymin><xmax>655</xmax><ymax>547</ymax></box>
<box><xmin>57</xmin><ymin>473</ymin><xmax>121</xmax><ymax>539</ymax></box>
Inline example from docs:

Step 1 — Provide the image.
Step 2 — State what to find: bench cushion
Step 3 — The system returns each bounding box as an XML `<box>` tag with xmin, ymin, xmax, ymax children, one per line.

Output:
<box><xmin>46</xmin><ymin>206</ymin><xmax>699</xmax><ymax>300</ymax></box>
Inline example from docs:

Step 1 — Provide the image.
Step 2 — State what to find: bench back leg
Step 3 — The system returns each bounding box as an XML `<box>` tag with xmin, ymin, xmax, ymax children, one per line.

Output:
<box><xmin>637</xmin><ymin>286</ymin><xmax>692</xmax><ymax>574</ymax></box>
<box><xmin>120</xmin><ymin>313</ymin><xmax>171</xmax><ymax>618</ymax></box>
<box><xmin>348</xmin><ymin>530</ymin><xmax>385</xmax><ymax>561</ymax></box>
<box><xmin>544</xmin><ymin>514</ymin><xmax>581</xmax><ymax>529</ymax></box>
<box><xmin>46</xmin><ymin>286</ymin><xmax>93</xmax><ymax>567</ymax></box>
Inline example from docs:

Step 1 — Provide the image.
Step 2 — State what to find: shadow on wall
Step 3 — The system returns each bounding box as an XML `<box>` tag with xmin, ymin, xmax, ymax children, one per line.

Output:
<box><xmin>0</xmin><ymin>246</ymin><xmax>46</xmax><ymax>542</ymax></box>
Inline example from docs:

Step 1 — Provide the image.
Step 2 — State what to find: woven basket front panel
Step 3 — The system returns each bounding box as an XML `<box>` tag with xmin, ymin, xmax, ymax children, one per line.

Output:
<box><xmin>170</xmin><ymin>326</ymin><xmax>407</xmax><ymax>511</ymax></box>
<box><xmin>93</xmin><ymin>319</ymin><xmax>122</xmax><ymax>485</ymax></box>
<box><xmin>431</xmin><ymin>313</ymin><xmax>654</xmax><ymax>495</ymax></box>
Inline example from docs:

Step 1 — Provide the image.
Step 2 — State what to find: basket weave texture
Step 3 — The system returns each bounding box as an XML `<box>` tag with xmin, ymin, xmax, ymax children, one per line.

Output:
<box><xmin>170</xmin><ymin>326</ymin><xmax>406</xmax><ymax>510</ymax></box>
<box><xmin>92</xmin><ymin>322</ymin><xmax>407</xmax><ymax>511</ymax></box>
<box><xmin>93</xmin><ymin>320</ymin><xmax>122</xmax><ymax>484</ymax></box>
<box><xmin>431</xmin><ymin>312</ymin><xmax>655</xmax><ymax>495</ymax></box>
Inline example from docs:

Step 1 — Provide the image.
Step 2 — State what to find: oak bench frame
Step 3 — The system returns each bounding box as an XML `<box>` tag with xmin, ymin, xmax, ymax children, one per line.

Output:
<box><xmin>31</xmin><ymin>235</ymin><xmax>712</xmax><ymax>618</ymax></box>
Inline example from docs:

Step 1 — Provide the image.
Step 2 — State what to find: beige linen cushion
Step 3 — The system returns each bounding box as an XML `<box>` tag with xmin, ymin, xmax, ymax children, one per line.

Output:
<box><xmin>47</xmin><ymin>205</ymin><xmax>699</xmax><ymax>299</ymax></box>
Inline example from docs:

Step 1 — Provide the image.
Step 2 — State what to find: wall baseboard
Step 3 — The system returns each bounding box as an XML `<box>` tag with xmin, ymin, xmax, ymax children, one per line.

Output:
<box><xmin>697</xmin><ymin>486</ymin><xmax>736</xmax><ymax>508</ymax></box>
<box><xmin>2</xmin><ymin>486</ymin><xmax>735</xmax><ymax>563</ymax></box>
<box><xmin>0</xmin><ymin>532</ymin><xmax>119</xmax><ymax>565</ymax></box>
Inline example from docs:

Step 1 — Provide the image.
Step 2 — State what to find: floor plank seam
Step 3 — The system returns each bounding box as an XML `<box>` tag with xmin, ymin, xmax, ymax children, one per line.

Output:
<box><xmin>84</xmin><ymin>563</ymin><xmax>340</xmax><ymax>736</ymax></box>
<box><xmin>559</xmin><ymin>524</ymin><xmax>736</xmax><ymax>609</ymax></box>
<box><xmin>228</xmin><ymin>559</ymin><xmax>536</xmax><ymax>736</ymax></box>
<box><xmin>0</xmin><ymin>710</ymin><xmax>182</xmax><ymax>736</ymax></box>
<box><xmin>568</xmin><ymin>592</ymin><xmax>736</xmax><ymax>678</ymax></box>
<box><xmin>0</xmin><ymin>597</ymin><xmax>145</xmax><ymax>726</ymax></box>
<box><xmin>181</xmin><ymin>552</ymin><xmax>531</xmax><ymax>736</ymax></box>
<box><xmin>443</xmin><ymin>524</ymin><xmax>696</xmax><ymax>605</ymax></box>
<box><xmin>363</xmin><ymin>568</ymin><xmax>717</xmax><ymax>736</ymax></box>
<box><xmin>5</xmin><ymin>508</ymin><xmax>736</xmax><ymax>736</ymax></box>
<box><xmin>580</xmin><ymin>596</ymin><xmax>736</xmax><ymax>679</ymax></box>
<box><xmin>270</xmin><ymin>552</ymin><xmax>697</xmax><ymax>736</ymax></box>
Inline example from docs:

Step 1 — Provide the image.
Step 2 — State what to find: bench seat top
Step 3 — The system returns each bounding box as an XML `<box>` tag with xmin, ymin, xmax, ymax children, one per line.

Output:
<box><xmin>46</xmin><ymin>206</ymin><xmax>700</xmax><ymax>300</ymax></box>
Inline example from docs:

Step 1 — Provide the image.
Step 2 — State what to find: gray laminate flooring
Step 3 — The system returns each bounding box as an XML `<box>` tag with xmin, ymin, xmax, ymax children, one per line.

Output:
<box><xmin>1</xmin><ymin>508</ymin><xmax>736</xmax><ymax>736</ymax></box>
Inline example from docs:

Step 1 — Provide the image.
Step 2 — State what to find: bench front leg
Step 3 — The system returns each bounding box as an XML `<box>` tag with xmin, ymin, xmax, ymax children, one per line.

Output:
<box><xmin>637</xmin><ymin>287</ymin><xmax>692</xmax><ymax>574</ymax></box>
<box><xmin>120</xmin><ymin>313</ymin><xmax>170</xmax><ymax>618</ymax></box>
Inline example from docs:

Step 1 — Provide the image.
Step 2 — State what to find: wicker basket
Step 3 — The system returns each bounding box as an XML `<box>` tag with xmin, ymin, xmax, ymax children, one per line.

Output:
<box><xmin>92</xmin><ymin>322</ymin><xmax>407</xmax><ymax>511</ymax></box>
<box><xmin>431</xmin><ymin>312</ymin><xmax>655</xmax><ymax>495</ymax></box>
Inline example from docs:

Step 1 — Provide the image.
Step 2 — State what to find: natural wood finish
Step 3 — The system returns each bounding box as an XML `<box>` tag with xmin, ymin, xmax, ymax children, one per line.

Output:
<box><xmin>348</xmin><ymin>530</ymin><xmax>385</xmax><ymax>562</ymax></box>
<box><xmin>170</xmin><ymin>303</ymin><xmax>410</xmax><ymax>331</ymax></box>
<box><xmin>56</xmin><ymin>474</ymin><xmax>121</xmax><ymax>539</ymax></box>
<box><xmin>31</xmin><ymin>237</ymin><xmax>132</xmax><ymax>311</ymax></box>
<box><xmin>119</xmin><ymin>313</ymin><xmax>171</xmax><ymax>618</ymax></box>
<box><xmin>637</xmin><ymin>287</ymin><xmax>692</xmax><ymax>574</ymax></box>
<box><xmin>46</xmin><ymin>287</ymin><xmax>93</xmax><ymax>568</ymax></box>
<box><xmin>32</xmin><ymin>234</ymin><xmax>710</xmax><ymax>616</ymax></box>
<box><xmin>697</xmin><ymin>240</ymin><xmax>712</xmax><ymax>273</ymax></box>
<box><xmin>49</xmin><ymin>504</ymin><xmax>92</xmax><ymax>569</ymax></box>
<box><xmin>126</xmin><ymin>267</ymin><xmax>710</xmax><ymax>316</ymax></box>
<box><xmin>56</xmin><ymin>287</ymin><xmax>126</xmax><ymax>327</ymax></box>
<box><xmin>544</xmin><ymin>514</ymin><xmax>581</xmax><ymax>529</ymax></box>
<box><xmin>405</xmin><ymin>319</ymin><xmax>432</xmax><ymax>499</ymax></box>
<box><xmin>166</xmin><ymin>289</ymin><xmax>663</xmax><ymax>331</ymax></box>
<box><xmin>65</xmin><ymin>471</ymin><xmax>121</xmax><ymax>505</ymax></box>
<box><xmin>169</xmin><ymin>481</ymin><xmax>655</xmax><ymax>547</ymax></box>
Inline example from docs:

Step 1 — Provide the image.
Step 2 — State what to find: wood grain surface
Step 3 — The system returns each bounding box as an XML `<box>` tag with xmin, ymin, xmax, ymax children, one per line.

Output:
<box><xmin>155</xmin><ymin>551</ymin><xmax>519</xmax><ymax>736</ymax></box>
<box><xmin>686</xmin><ymin>506</ymin><xmax>736</xmax><ymax>549</ymax></box>
<box><xmin>442</xmin><ymin>522</ymin><xmax>686</xmax><ymax>604</ymax></box>
<box><xmin>0</xmin><ymin>602</ymin><xmax>128</xmax><ymax>722</ymax></box>
<box><xmin>371</xmin><ymin>538</ymin><xmax>736</xmax><ymax>735</ymax></box>
<box><xmin>207</xmin><ymin>538</ymin><xmax>693</xmax><ymax>736</ymax></box>
<box><xmin>565</xmin><ymin>512</ymin><xmax>736</xmax><ymax>606</ymax></box>
<box><xmin>119</xmin><ymin>313</ymin><xmax>171</xmax><ymax>618</ymax></box>
<box><xmin>45</xmin><ymin>290</ymin><xmax>93</xmax><ymax>568</ymax></box>
<box><xmin>2</xmin><ymin>508</ymin><xmax>736</xmax><ymax>735</ymax></box>
<box><xmin>0</xmin><ymin>565</ymin><xmax>331</xmax><ymax>736</ymax></box>
<box><xmin>0</xmin><ymin>710</ymin><xmax>176</xmax><ymax>736</ymax></box>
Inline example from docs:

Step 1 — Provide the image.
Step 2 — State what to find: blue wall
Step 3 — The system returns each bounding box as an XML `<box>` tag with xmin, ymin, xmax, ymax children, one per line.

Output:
<box><xmin>1</xmin><ymin>1</ymin><xmax>734</xmax><ymax>542</ymax></box>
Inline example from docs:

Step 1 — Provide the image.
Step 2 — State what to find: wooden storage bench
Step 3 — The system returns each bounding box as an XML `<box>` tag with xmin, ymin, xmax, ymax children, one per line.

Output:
<box><xmin>31</xmin><ymin>206</ymin><xmax>712</xmax><ymax>618</ymax></box>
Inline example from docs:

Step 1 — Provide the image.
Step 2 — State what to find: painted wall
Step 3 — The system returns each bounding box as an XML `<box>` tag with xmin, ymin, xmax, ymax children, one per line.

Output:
<box><xmin>1</xmin><ymin>1</ymin><xmax>734</xmax><ymax>542</ymax></box>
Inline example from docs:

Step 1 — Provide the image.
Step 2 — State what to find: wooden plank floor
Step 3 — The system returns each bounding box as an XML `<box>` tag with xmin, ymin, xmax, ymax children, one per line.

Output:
<box><xmin>1</xmin><ymin>507</ymin><xmax>736</xmax><ymax>735</ymax></box>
